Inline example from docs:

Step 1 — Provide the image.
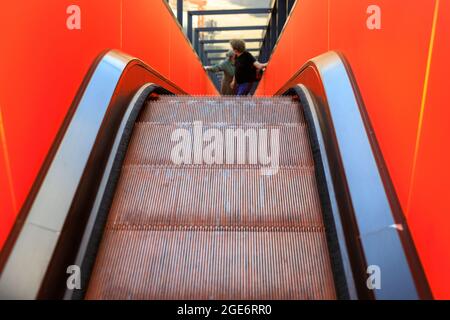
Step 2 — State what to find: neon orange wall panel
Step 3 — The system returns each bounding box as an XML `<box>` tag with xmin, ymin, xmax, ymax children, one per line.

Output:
<box><xmin>0</xmin><ymin>0</ymin><xmax>217</xmax><ymax>250</ymax></box>
<box><xmin>329</xmin><ymin>0</ymin><xmax>435</xmax><ymax>214</ymax></box>
<box><xmin>256</xmin><ymin>0</ymin><xmax>449</xmax><ymax>298</ymax></box>
<box><xmin>407</xmin><ymin>0</ymin><xmax>450</xmax><ymax>299</ymax></box>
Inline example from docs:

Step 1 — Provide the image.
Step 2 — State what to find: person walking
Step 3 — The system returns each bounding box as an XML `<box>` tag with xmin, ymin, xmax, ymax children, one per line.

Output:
<box><xmin>229</xmin><ymin>39</ymin><xmax>267</xmax><ymax>96</ymax></box>
<box><xmin>204</xmin><ymin>50</ymin><xmax>236</xmax><ymax>95</ymax></box>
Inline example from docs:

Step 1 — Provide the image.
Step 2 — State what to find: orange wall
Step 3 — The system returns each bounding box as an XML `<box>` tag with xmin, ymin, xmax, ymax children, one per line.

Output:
<box><xmin>0</xmin><ymin>0</ymin><xmax>217</xmax><ymax>251</ymax></box>
<box><xmin>256</xmin><ymin>0</ymin><xmax>449</xmax><ymax>298</ymax></box>
<box><xmin>406</xmin><ymin>0</ymin><xmax>450</xmax><ymax>299</ymax></box>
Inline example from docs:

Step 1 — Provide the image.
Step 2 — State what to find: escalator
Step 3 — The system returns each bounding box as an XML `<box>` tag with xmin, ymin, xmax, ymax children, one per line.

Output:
<box><xmin>86</xmin><ymin>96</ymin><xmax>337</xmax><ymax>299</ymax></box>
<box><xmin>0</xmin><ymin>50</ymin><xmax>431</xmax><ymax>300</ymax></box>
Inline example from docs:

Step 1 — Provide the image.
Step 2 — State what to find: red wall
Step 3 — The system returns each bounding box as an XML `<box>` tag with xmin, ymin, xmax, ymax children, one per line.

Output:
<box><xmin>256</xmin><ymin>0</ymin><xmax>449</xmax><ymax>298</ymax></box>
<box><xmin>0</xmin><ymin>1</ymin><xmax>217</xmax><ymax>251</ymax></box>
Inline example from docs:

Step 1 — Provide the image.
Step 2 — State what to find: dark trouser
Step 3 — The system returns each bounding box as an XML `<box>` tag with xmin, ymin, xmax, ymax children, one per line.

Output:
<box><xmin>236</xmin><ymin>82</ymin><xmax>253</xmax><ymax>96</ymax></box>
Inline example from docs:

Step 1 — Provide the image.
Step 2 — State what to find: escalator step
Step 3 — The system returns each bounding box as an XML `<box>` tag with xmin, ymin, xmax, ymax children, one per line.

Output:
<box><xmin>105</xmin><ymin>166</ymin><xmax>323</xmax><ymax>228</ymax></box>
<box><xmin>86</xmin><ymin>228</ymin><xmax>336</xmax><ymax>300</ymax></box>
<box><xmin>85</xmin><ymin>96</ymin><xmax>337</xmax><ymax>300</ymax></box>
<box><xmin>138</xmin><ymin>95</ymin><xmax>304</xmax><ymax>124</ymax></box>
<box><xmin>124</xmin><ymin>123</ymin><xmax>314</xmax><ymax>167</ymax></box>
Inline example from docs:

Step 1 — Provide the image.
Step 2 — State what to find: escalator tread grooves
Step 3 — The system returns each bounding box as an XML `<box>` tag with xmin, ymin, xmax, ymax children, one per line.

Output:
<box><xmin>83</xmin><ymin>95</ymin><xmax>341</xmax><ymax>300</ymax></box>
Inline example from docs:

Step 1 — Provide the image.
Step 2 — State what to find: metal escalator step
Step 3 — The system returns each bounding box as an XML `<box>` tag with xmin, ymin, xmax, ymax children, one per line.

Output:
<box><xmin>86</xmin><ymin>228</ymin><xmax>336</xmax><ymax>300</ymax></box>
<box><xmin>138</xmin><ymin>96</ymin><xmax>304</xmax><ymax>124</ymax></box>
<box><xmin>124</xmin><ymin>123</ymin><xmax>314</xmax><ymax>167</ymax></box>
<box><xmin>85</xmin><ymin>96</ymin><xmax>337</xmax><ymax>300</ymax></box>
<box><xmin>106</xmin><ymin>166</ymin><xmax>324</xmax><ymax>228</ymax></box>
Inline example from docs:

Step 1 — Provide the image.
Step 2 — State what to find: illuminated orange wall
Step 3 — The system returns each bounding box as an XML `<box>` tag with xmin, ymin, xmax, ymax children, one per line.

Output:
<box><xmin>1</xmin><ymin>0</ymin><xmax>448</xmax><ymax>299</ymax></box>
<box><xmin>0</xmin><ymin>1</ymin><xmax>217</xmax><ymax>251</ymax></box>
<box><xmin>256</xmin><ymin>0</ymin><xmax>449</xmax><ymax>298</ymax></box>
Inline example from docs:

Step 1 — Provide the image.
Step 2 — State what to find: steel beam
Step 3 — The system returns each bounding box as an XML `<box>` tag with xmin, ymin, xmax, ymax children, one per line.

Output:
<box><xmin>205</xmin><ymin>48</ymin><xmax>259</xmax><ymax>54</ymax></box>
<box><xmin>177</xmin><ymin>0</ymin><xmax>183</xmax><ymax>25</ymax></box>
<box><xmin>288</xmin><ymin>0</ymin><xmax>296</xmax><ymax>13</ymax></box>
<box><xmin>189</xmin><ymin>8</ymin><xmax>271</xmax><ymax>16</ymax></box>
<box><xmin>200</xmin><ymin>38</ymin><xmax>263</xmax><ymax>44</ymax></box>
<box><xmin>195</xmin><ymin>25</ymin><xmax>267</xmax><ymax>32</ymax></box>
<box><xmin>209</xmin><ymin>56</ymin><xmax>259</xmax><ymax>62</ymax></box>
<box><xmin>187</xmin><ymin>12</ymin><xmax>193</xmax><ymax>42</ymax></box>
<box><xmin>187</xmin><ymin>8</ymin><xmax>270</xmax><ymax>45</ymax></box>
<box><xmin>270</xmin><ymin>12</ymin><xmax>277</xmax><ymax>50</ymax></box>
<box><xmin>194</xmin><ymin>29</ymin><xmax>200</xmax><ymax>54</ymax></box>
<box><xmin>278</xmin><ymin>0</ymin><xmax>287</xmax><ymax>35</ymax></box>
<box><xmin>200</xmin><ymin>42</ymin><xmax>206</xmax><ymax>64</ymax></box>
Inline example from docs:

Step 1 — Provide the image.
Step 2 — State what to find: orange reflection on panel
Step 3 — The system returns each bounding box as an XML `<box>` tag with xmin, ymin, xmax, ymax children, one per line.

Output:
<box><xmin>0</xmin><ymin>0</ymin><xmax>122</xmax><ymax>251</ymax></box>
<box><xmin>329</xmin><ymin>0</ymin><xmax>436</xmax><ymax>213</ymax></box>
<box><xmin>123</xmin><ymin>0</ymin><xmax>172</xmax><ymax>79</ymax></box>
<box><xmin>407</xmin><ymin>0</ymin><xmax>450</xmax><ymax>299</ymax></box>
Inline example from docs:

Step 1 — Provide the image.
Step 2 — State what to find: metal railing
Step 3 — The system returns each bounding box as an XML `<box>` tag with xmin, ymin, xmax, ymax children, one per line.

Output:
<box><xmin>170</xmin><ymin>0</ymin><xmax>297</xmax><ymax>90</ymax></box>
<box><xmin>259</xmin><ymin>0</ymin><xmax>296</xmax><ymax>62</ymax></box>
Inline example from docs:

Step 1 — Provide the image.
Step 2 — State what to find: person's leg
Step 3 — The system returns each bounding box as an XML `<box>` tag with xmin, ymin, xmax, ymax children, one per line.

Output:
<box><xmin>243</xmin><ymin>82</ymin><xmax>254</xmax><ymax>96</ymax></box>
<box><xmin>237</xmin><ymin>82</ymin><xmax>252</xmax><ymax>96</ymax></box>
<box><xmin>236</xmin><ymin>83</ymin><xmax>247</xmax><ymax>96</ymax></box>
<box><xmin>220</xmin><ymin>80</ymin><xmax>227</xmax><ymax>95</ymax></box>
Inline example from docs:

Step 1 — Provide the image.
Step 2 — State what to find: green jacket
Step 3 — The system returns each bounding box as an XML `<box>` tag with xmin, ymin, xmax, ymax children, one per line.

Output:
<box><xmin>206</xmin><ymin>59</ymin><xmax>236</xmax><ymax>95</ymax></box>
<box><xmin>207</xmin><ymin>59</ymin><xmax>235</xmax><ymax>78</ymax></box>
